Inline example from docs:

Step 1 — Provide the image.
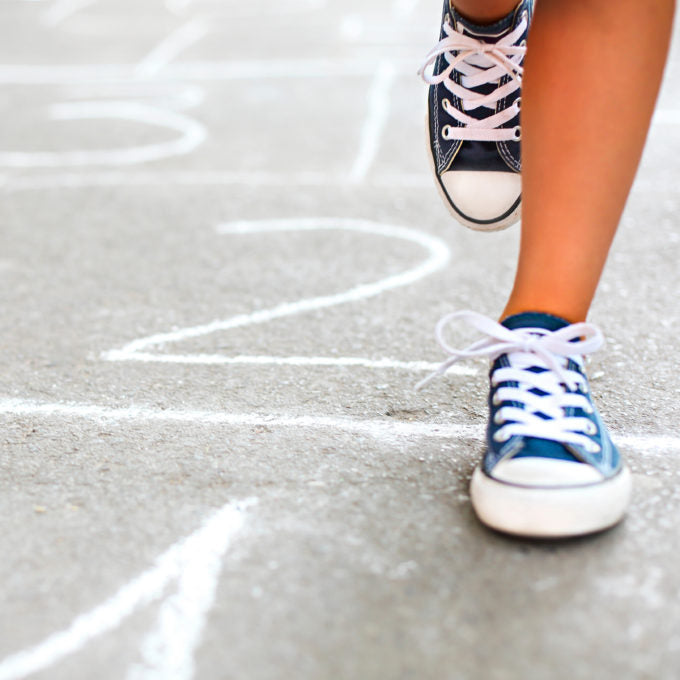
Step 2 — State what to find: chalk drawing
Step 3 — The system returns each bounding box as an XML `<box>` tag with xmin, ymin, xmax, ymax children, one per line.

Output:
<box><xmin>101</xmin><ymin>217</ymin><xmax>469</xmax><ymax>374</ymax></box>
<box><xmin>0</xmin><ymin>59</ymin><xmax>411</xmax><ymax>85</ymax></box>
<box><xmin>0</xmin><ymin>398</ymin><xmax>481</xmax><ymax>442</ymax></box>
<box><xmin>0</xmin><ymin>499</ymin><xmax>256</xmax><ymax>680</ymax></box>
<box><xmin>0</xmin><ymin>101</ymin><xmax>206</xmax><ymax>167</ymax></box>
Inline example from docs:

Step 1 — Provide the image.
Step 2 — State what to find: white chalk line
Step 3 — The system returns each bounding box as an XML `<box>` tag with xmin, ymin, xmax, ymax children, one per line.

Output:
<box><xmin>100</xmin><ymin>351</ymin><xmax>472</xmax><ymax>374</ymax></box>
<box><xmin>103</xmin><ymin>218</ymin><xmax>451</xmax><ymax>364</ymax></box>
<box><xmin>0</xmin><ymin>101</ymin><xmax>206</xmax><ymax>167</ymax></box>
<box><xmin>1</xmin><ymin>398</ymin><xmax>678</xmax><ymax>452</ymax></box>
<box><xmin>136</xmin><ymin>18</ymin><xmax>210</xmax><ymax>78</ymax></box>
<box><xmin>0</xmin><ymin>398</ymin><xmax>480</xmax><ymax>441</ymax></box>
<box><xmin>350</xmin><ymin>61</ymin><xmax>396</xmax><ymax>183</ymax></box>
<box><xmin>0</xmin><ymin>170</ymin><xmax>433</xmax><ymax>192</ymax></box>
<box><xmin>167</xmin><ymin>58</ymin><xmax>410</xmax><ymax>82</ymax></box>
<box><xmin>0</xmin><ymin>58</ymin><xmax>413</xmax><ymax>84</ymax></box>
<box><xmin>0</xmin><ymin>498</ymin><xmax>257</xmax><ymax>680</ymax></box>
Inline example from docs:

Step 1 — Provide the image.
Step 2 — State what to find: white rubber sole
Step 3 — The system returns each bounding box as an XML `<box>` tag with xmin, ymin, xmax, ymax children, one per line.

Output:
<box><xmin>469</xmin><ymin>463</ymin><xmax>633</xmax><ymax>538</ymax></box>
<box><xmin>425</xmin><ymin>114</ymin><xmax>522</xmax><ymax>232</ymax></box>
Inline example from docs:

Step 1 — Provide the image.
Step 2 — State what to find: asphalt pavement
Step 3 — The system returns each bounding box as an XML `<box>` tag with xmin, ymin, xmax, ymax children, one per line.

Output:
<box><xmin>1</xmin><ymin>1</ymin><xmax>680</xmax><ymax>679</ymax></box>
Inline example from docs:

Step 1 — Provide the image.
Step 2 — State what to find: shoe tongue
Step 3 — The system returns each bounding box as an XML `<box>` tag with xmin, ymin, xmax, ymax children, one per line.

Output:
<box><xmin>513</xmin><ymin>438</ymin><xmax>581</xmax><ymax>463</ymax></box>
<box><xmin>501</xmin><ymin>312</ymin><xmax>581</xmax><ymax>463</ymax></box>
<box><xmin>501</xmin><ymin>312</ymin><xmax>583</xmax><ymax>465</ymax></box>
<box><xmin>501</xmin><ymin>312</ymin><xmax>570</xmax><ymax>333</ymax></box>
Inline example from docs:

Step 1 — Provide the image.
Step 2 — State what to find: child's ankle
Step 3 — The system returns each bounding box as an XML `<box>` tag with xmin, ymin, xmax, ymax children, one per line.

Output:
<box><xmin>451</xmin><ymin>0</ymin><xmax>520</xmax><ymax>25</ymax></box>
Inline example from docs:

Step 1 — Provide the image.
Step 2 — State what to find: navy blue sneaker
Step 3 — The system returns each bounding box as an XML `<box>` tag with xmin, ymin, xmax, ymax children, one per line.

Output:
<box><xmin>419</xmin><ymin>1</ymin><xmax>532</xmax><ymax>231</ymax></box>
<box><xmin>420</xmin><ymin>310</ymin><xmax>631</xmax><ymax>538</ymax></box>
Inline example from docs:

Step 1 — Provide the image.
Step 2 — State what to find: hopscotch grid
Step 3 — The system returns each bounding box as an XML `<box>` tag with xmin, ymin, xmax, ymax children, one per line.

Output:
<box><xmin>101</xmin><ymin>218</ymin><xmax>453</xmax><ymax>367</ymax></box>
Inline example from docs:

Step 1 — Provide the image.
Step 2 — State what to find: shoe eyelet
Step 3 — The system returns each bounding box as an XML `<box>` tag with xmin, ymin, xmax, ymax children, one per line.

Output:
<box><xmin>514</xmin><ymin>97</ymin><xmax>521</xmax><ymax>112</ymax></box>
<box><xmin>585</xmin><ymin>422</ymin><xmax>598</xmax><ymax>436</ymax></box>
<box><xmin>442</xmin><ymin>98</ymin><xmax>452</xmax><ymax>113</ymax></box>
<box><xmin>442</xmin><ymin>125</ymin><xmax>452</xmax><ymax>140</ymax></box>
<box><xmin>512</xmin><ymin>126</ymin><xmax>521</xmax><ymax>141</ymax></box>
<box><xmin>493</xmin><ymin>430</ymin><xmax>510</xmax><ymax>443</ymax></box>
<box><xmin>520</xmin><ymin>39</ymin><xmax>527</xmax><ymax>48</ymax></box>
<box><xmin>492</xmin><ymin>392</ymin><xmax>502</xmax><ymax>406</ymax></box>
<box><xmin>493</xmin><ymin>412</ymin><xmax>505</xmax><ymax>425</ymax></box>
<box><xmin>587</xmin><ymin>442</ymin><xmax>602</xmax><ymax>454</ymax></box>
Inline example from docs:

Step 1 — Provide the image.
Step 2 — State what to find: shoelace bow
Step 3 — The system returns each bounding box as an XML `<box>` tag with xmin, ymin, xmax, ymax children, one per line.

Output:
<box><xmin>417</xmin><ymin>311</ymin><xmax>605</xmax><ymax>453</ymax></box>
<box><xmin>418</xmin><ymin>14</ymin><xmax>527</xmax><ymax>142</ymax></box>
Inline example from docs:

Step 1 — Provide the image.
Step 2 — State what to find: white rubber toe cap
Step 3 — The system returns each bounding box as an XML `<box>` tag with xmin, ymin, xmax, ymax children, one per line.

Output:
<box><xmin>469</xmin><ymin>464</ymin><xmax>632</xmax><ymax>538</ymax></box>
<box><xmin>440</xmin><ymin>170</ymin><xmax>521</xmax><ymax>230</ymax></box>
<box><xmin>491</xmin><ymin>458</ymin><xmax>605</xmax><ymax>488</ymax></box>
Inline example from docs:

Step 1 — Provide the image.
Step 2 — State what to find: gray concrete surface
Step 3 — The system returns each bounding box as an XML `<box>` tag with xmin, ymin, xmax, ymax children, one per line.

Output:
<box><xmin>1</xmin><ymin>1</ymin><xmax>680</xmax><ymax>678</ymax></box>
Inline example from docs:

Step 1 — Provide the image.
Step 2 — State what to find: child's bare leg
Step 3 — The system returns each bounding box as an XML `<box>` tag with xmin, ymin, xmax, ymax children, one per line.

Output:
<box><xmin>422</xmin><ymin>0</ymin><xmax>674</xmax><ymax>536</ymax></box>
<box><xmin>502</xmin><ymin>0</ymin><xmax>675</xmax><ymax>322</ymax></box>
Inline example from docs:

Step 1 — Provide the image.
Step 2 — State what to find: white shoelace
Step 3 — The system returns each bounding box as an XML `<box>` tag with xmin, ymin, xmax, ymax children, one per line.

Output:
<box><xmin>418</xmin><ymin>13</ymin><xmax>528</xmax><ymax>142</ymax></box>
<box><xmin>418</xmin><ymin>311</ymin><xmax>605</xmax><ymax>453</ymax></box>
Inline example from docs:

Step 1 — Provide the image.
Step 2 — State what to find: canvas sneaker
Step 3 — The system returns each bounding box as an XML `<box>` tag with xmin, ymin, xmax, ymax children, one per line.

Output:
<box><xmin>419</xmin><ymin>1</ymin><xmax>532</xmax><ymax>231</ymax></box>
<box><xmin>419</xmin><ymin>310</ymin><xmax>631</xmax><ymax>538</ymax></box>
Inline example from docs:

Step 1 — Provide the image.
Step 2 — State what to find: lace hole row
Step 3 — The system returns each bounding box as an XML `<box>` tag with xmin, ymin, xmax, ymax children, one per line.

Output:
<box><xmin>585</xmin><ymin>422</ymin><xmax>598</xmax><ymax>436</ymax></box>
